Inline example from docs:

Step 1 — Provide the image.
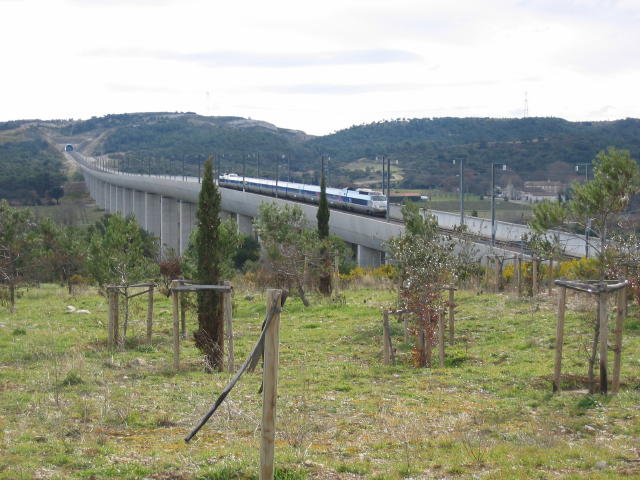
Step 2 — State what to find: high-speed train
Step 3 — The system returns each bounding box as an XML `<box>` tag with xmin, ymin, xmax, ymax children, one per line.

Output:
<box><xmin>218</xmin><ymin>173</ymin><xmax>388</xmax><ymax>215</ymax></box>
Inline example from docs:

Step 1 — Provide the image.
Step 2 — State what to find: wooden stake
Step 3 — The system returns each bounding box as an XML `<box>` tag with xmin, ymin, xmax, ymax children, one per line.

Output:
<box><xmin>438</xmin><ymin>310</ymin><xmax>445</xmax><ymax>367</ymax></box>
<box><xmin>383</xmin><ymin>310</ymin><xmax>391</xmax><ymax>365</ymax></box>
<box><xmin>516</xmin><ymin>256</ymin><xmax>522</xmax><ymax>296</ymax></box>
<box><xmin>448</xmin><ymin>288</ymin><xmax>455</xmax><ymax>345</ymax></box>
<box><xmin>146</xmin><ymin>285</ymin><xmax>154</xmax><ymax>344</ymax></box>
<box><xmin>171</xmin><ymin>281</ymin><xmax>180</xmax><ymax>371</ymax></box>
<box><xmin>612</xmin><ymin>287</ymin><xmax>626</xmax><ymax>393</ymax></box>
<box><xmin>224</xmin><ymin>281</ymin><xmax>234</xmax><ymax>372</ymax></box>
<box><xmin>598</xmin><ymin>291</ymin><xmax>609</xmax><ymax>394</ymax></box>
<box><xmin>260</xmin><ymin>289</ymin><xmax>282</xmax><ymax>480</ymax></box>
<box><xmin>107</xmin><ymin>287</ymin><xmax>115</xmax><ymax>349</ymax></box>
<box><xmin>553</xmin><ymin>286</ymin><xmax>567</xmax><ymax>393</ymax></box>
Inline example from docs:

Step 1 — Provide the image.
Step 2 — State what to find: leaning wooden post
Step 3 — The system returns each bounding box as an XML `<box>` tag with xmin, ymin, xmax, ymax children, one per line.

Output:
<box><xmin>146</xmin><ymin>284</ymin><xmax>154</xmax><ymax>344</ymax></box>
<box><xmin>612</xmin><ymin>287</ymin><xmax>626</xmax><ymax>393</ymax></box>
<box><xmin>107</xmin><ymin>287</ymin><xmax>115</xmax><ymax>349</ymax></box>
<box><xmin>598</xmin><ymin>289</ymin><xmax>609</xmax><ymax>394</ymax></box>
<box><xmin>382</xmin><ymin>310</ymin><xmax>391</xmax><ymax>365</ymax></box>
<box><xmin>448</xmin><ymin>287</ymin><xmax>455</xmax><ymax>345</ymax></box>
<box><xmin>260</xmin><ymin>289</ymin><xmax>282</xmax><ymax>480</ymax></box>
<box><xmin>223</xmin><ymin>281</ymin><xmax>234</xmax><ymax>372</ymax></box>
<box><xmin>553</xmin><ymin>286</ymin><xmax>567</xmax><ymax>393</ymax></box>
<box><xmin>438</xmin><ymin>310</ymin><xmax>445</xmax><ymax>367</ymax></box>
<box><xmin>171</xmin><ymin>281</ymin><xmax>180</xmax><ymax>371</ymax></box>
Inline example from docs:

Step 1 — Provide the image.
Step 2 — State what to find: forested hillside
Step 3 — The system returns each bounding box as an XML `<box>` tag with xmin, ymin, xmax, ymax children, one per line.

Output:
<box><xmin>0</xmin><ymin>125</ymin><xmax>66</xmax><ymax>205</ymax></box>
<box><xmin>2</xmin><ymin>113</ymin><xmax>640</xmax><ymax>200</ymax></box>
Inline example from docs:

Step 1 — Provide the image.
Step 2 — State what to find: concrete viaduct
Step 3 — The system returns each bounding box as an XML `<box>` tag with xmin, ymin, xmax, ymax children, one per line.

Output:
<box><xmin>73</xmin><ymin>153</ymin><xmax>585</xmax><ymax>267</ymax></box>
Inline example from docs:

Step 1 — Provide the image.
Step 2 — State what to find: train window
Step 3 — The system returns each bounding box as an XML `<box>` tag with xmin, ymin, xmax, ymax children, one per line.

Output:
<box><xmin>371</xmin><ymin>196</ymin><xmax>386</xmax><ymax>201</ymax></box>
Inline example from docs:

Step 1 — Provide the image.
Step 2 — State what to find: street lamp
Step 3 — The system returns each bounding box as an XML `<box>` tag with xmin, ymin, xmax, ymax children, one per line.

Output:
<box><xmin>453</xmin><ymin>158</ymin><xmax>464</xmax><ymax>226</ymax></box>
<box><xmin>491</xmin><ymin>162</ymin><xmax>507</xmax><ymax>246</ymax></box>
<box><xmin>576</xmin><ymin>163</ymin><xmax>593</xmax><ymax>257</ymax></box>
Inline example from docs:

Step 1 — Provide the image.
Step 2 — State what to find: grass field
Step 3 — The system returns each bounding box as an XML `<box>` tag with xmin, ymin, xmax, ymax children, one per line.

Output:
<box><xmin>1</xmin><ymin>283</ymin><xmax>640</xmax><ymax>479</ymax></box>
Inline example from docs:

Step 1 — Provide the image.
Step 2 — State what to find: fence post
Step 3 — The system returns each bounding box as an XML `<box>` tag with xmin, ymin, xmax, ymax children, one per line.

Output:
<box><xmin>516</xmin><ymin>255</ymin><xmax>522</xmax><ymax>297</ymax></box>
<box><xmin>107</xmin><ymin>287</ymin><xmax>115</xmax><ymax>349</ymax></box>
<box><xmin>382</xmin><ymin>310</ymin><xmax>391</xmax><ymax>365</ymax></box>
<box><xmin>612</xmin><ymin>287</ymin><xmax>626</xmax><ymax>393</ymax></box>
<box><xmin>553</xmin><ymin>286</ymin><xmax>567</xmax><ymax>393</ymax></box>
<box><xmin>180</xmin><ymin>291</ymin><xmax>187</xmax><ymax>340</ymax></box>
<box><xmin>532</xmin><ymin>259</ymin><xmax>538</xmax><ymax>295</ymax></box>
<box><xmin>171</xmin><ymin>281</ymin><xmax>180</xmax><ymax>371</ymax></box>
<box><xmin>438</xmin><ymin>310</ymin><xmax>445</xmax><ymax>367</ymax></box>
<box><xmin>224</xmin><ymin>281</ymin><xmax>234</xmax><ymax>372</ymax></box>
<box><xmin>260</xmin><ymin>289</ymin><xmax>282</xmax><ymax>480</ymax></box>
<box><xmin>146</xmin><ymin>285</ymin><xmax>154</xmax><ymax>344</ymax></box>
<box><xmin>598</xmin><ymin>290</ymin><xmax>609</xmax><ymax>394</ymax></box>
<box><xmin>448</xmin><ymin>287</ymin><xmax>455</xmax><ymax>345</ymax></box>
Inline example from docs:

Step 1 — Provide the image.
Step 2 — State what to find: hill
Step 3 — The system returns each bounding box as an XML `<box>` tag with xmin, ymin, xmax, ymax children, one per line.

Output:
<box><xmin>3</xmin><ymin>113</ymin><xmax>640</xmax><ymax>204</ymax></box>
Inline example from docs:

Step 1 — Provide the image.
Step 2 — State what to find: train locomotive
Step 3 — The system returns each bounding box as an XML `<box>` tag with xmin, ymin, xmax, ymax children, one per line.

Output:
<box><xmin>218</xmin><ymin>173</ymin><xmax>388</xmax><ymax>215</ymax></box>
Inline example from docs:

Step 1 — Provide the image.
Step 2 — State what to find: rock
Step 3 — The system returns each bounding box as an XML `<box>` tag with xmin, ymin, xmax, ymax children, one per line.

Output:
<box><xmin>131</xmin><ymin>357</ymin><xmax>146</xmax><ymax>367</ymax></box>
<box><xmin>75</xmin><ymin>309</ymin><xmax>91</xmax><ymax>314</ymax></box>
<box><xmin>584</xmin><ymin>424</ymin><xmax>596</xmax><ymax>432</ymax></box>
<box><xmin>66</xmin><ymin>305</ymin><xmax>76</xmax><ymax>313</ymax></box>
<box><xmin>595</xmin><ymin>461</ymin><xmax>608</xmax><ymax>470</ymax></box>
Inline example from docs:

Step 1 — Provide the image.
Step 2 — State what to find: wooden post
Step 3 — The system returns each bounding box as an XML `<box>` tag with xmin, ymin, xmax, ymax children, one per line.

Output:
<box><xmin>516</xmin><ymin>255</ymin><xmax>522</xmax><ymax>296</ymax></box>
<box><xmin>260</xmin><ymin>289</ymin><xmax>282</xmax><ymax>480</ymax></box>
<box><xmin>402</xmin><ymin>313</ymin><xmax>409</xmax><ymax>344</ymax></box>
<box><xmin>123</xmin><ymin>286</ymin><xmax>129</xmax><ymax>341</ymax></box>
<box><xmin>612</xmin><ymin>287</ymin><xmax>626</xmax><ymax>393</ymax></box>
<box><xmin>146</xmin><ymin>285</ymin><xmax>154</xmax><ymax>344</ymax></box>
<box><xmin>448</xmin><ymin>287</ymin><xmax>455</xmax><ymax>345</ymax></box>
<box><xmin>382</xmin><ymin>310</ymin><xmax>391</xmax><ymax>365</ymax></box>
<box><xmin>180</xmin><ymin>292</ymin><xmax>187</xmax><ymax>339</ymax></box>
<box><xmin>171</xmin><ymin>281</ymin><xmax>180</xmax><ymax>371</ymax></box>
<box><xmin>113</xmin><ymin>288</ymin><xmax>121</xmax><ymax>349</ymax></box>
<box><xmin>532</xmin><ymin>259</ymin><xmax>538</xmax><ymax>295</ymax></box>
<box><xmin>438</xmin><ymin>310</ymin><xmax>445</xmax><ymax>367</ymax></box>
<box><xmin>107</xmin><ymin>287</ymin><xmax>115</xmax><ymax>349</ymax></box>
<box><xmin>598</xmin><ymin>291</ymin><xmax>609</xmax><ymax>394</ymax></box>
<box><xmin>553</xmin><ymin>286</ymin><xmax>567</xmax><ymax>392</ymax></box>
<box><xmin>224</xmin><ymin>281</ymin><xmax>234</xmax><ymax>372</ymax></box>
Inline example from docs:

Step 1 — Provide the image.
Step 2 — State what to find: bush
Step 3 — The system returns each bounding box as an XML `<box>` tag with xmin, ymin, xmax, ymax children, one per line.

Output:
<box><xmin>558</xmin><ymin>258</ymin><xmax>601</xmax><ymax>280</ymax></box>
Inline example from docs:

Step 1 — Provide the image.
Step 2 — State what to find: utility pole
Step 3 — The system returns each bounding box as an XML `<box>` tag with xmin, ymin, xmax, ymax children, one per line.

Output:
<box><xmin>576</xmin><ymin>163</ymin><xmax>592</xmax><ymax>257</ymax></box>
<box><xmin>491</xmin><ymin>162</ymin><xmax>507</xmax><ymax>246</ymax></box>
<box><xmin>454</xmin><ymin>159</ymin><xmax>465</xmax><ymax>226</ymax></box>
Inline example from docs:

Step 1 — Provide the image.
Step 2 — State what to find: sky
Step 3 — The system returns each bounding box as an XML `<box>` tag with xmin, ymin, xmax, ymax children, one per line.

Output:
<box><xmin>1</xmin><ymin>0</ymin><xmax>639</xmax><ymax>135</ymax></box>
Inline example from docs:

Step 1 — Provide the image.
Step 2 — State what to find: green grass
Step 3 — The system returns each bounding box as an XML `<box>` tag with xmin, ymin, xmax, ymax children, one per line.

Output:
<box><xmin>1</xmin><ymin>284</ymin><xmax>639</xmax><ymax>479</ymax></box>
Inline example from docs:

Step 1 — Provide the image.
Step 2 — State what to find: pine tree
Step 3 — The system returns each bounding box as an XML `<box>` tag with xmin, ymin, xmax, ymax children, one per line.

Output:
<box><xmin>194</xmin><ymin>157</ymin><xmax>224</xmax><ymax>371</ymax></box>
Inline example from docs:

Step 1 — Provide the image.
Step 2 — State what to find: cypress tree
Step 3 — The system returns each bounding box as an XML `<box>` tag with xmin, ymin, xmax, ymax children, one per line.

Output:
<box><xmin>194</xmin><ymin>157</ymin><xmax>224</xmax><ymax>371</ymax></box>
<box><xmin>317</xmin><ymin>171</ymin><xmax>332</xmax><ymax>295</ymax></box>
<box><xmin>317</xmin><ymin>173</ymin><xmax>330</xmax><ymax>239</ymax></box>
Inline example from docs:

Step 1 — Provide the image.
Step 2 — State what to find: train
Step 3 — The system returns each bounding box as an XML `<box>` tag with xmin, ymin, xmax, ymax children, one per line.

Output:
<box><xmin>218</xmin><ymin>173</ymin><xmax>388</xmax><ymax>215</ymax></box>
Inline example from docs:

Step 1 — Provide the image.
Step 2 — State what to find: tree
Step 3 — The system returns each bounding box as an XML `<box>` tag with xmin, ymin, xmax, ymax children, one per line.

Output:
<box><xmin>193</xmin><ymin>157</ymin><xmax>225</xmax><ymax>371</ymax></box>
<box><xmin>48</xmin><ymin>186</ymin><xmax>64</xmax><ymax>205</ymax></box>
<box><xmin>40</xmin><ymin>220</ymin><xmax>88</xmax><ymax>294</ymax></box>
<box><xmin>530</xmin><ymin>147</ymin><xmax>640</xmax><ymax>392</ymax></box>
<box><xmin>387</xmin><ymin>202</ymin><xmax>455</xmax><ymax>367</ymax></box>
<box><xmin>255</xmin><ymin>202</ymin><xmax>317</xmax><ymax>306</ymax></box>
<box><xmin>0</xmin><ymin>201</ymin><xmax>42</xmax><ymax>313</ymax></box>
<box><xmin>87</xmin><ymin>213</ymin><xmax>158</xmax><ymax>289</ymax></box>
<box><xmin>317</xmin><ymin>171</ymin><xmax>332</xmax><ymax>295</ymax></box>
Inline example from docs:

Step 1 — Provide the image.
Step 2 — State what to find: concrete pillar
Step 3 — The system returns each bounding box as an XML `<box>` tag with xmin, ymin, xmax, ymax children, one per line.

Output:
<box><xmin>109</xmin><ymin>184</ymin><xmax>115</xmax><ymax>213</ymax></box>
<box><xmin>160</xmin><ymin>196</ymin><xmax>180</xmax><ymax>255</ymax></box>
<box><xmin>101</xmin><ymin>181</ymin><xmax>108</xmax><ymax>210</ymax></box>
<box><xmin>236</xmin><ymin>213</ymin><xmax>254</xmax><ymax>237</ymax></box>
<box><xmin>132</xmin><ymin>190</ymin><xmax>146</xmax><ymax>227</ymax></box>
<box><xmin>117</xmin><ymin>186</ymin><xmax>125</xmax><ymax>214</ymax></box>
<box><xmin>145</xmin><ymin>192</ymin><xmax>162</xmax><ymax>240</ymax></box>
<box><xmin>357</xmin><ymin>244</ymin><xmax>382</xmax><ymax>268</ymax></box>
<box><xmin>123</xmin><ymin>188</ymin><xmax>134</xmax><ymax>217</ymax></box>
<box><xmin>179</xmin><ymin>201</ymin><xmax>196</xmax><ymax>255</ymax></box>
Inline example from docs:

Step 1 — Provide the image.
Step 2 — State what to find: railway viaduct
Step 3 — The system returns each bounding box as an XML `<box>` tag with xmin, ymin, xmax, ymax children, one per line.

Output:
<box><xmin>72</xmin><ymin>153</ymin><xmax>587</xmax><ymax>267</ymax></box>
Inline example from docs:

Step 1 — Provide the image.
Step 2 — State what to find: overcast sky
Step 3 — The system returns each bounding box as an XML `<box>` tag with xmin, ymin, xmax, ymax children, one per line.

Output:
<box><xmin>1</xmin><ymin>0</ymin><xmax>639</xmax><ymax>135</ymax></box>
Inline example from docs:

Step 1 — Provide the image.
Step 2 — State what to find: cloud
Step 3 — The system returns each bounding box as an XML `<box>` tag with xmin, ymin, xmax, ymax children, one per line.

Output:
<box><xmin>85</xmin><ymin>48</ymin><xmax>421</xmax><ymax>68</ymax></box>
<box><xmin>106</xmin><ymin>83</ymin><xmax>184</xmax><ymax>94</ymax></box>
